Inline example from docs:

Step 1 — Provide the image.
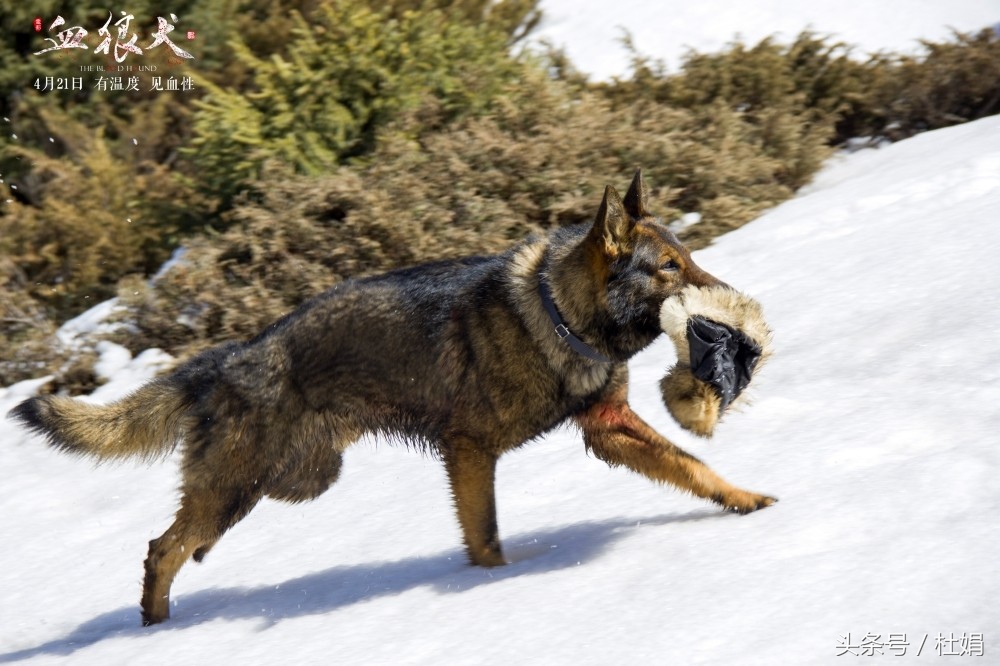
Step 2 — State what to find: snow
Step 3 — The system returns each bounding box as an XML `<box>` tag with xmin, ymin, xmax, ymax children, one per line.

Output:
<box><xmin>533</xmin><ymin>1</ymin><xmax>1000</xmax><ymax>80</ymax></box>
<box><xmin>53</xmin><ymin>298</ymin><xmax>124</xmax><ymax>347</ymax></box>
<box><xmin>4</xmin><ymin>9</ymin><xmax>1000</xmax><ymax>663</ymax></box>
<box><xmin>4</xmin><ymin>115</ymin><xmax>998</xmax><ymax>663</ymax></box>
<box><xmin>86</xmin><ymin>345</ymin><xmax>176</xmax><ymax>405</ymax></box>
<box><xmin>150</xmin><ymin>247</ymin><xmax>187</xmax><ymax>284</ymax></box>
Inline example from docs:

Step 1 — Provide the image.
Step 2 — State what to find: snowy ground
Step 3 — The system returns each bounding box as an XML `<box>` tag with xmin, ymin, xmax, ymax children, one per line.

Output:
<box><xmin>533</xmin><ymin>0</ymin><xmax>1000</xmax><ymax>80</ymax></box>
<box><xmin>3</xmin><ymin>111</ymin><xmax>999</xmax><ymax>663</ymax></box>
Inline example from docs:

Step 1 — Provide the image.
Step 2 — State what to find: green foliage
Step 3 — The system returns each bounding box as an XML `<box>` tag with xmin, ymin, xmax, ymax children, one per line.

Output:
<box><xmin>380</xmin><ymin>0</ymin><xmax>541</xmax><ymax>43</ymax></box>
<box><xmin>602</xmin><ymin>31</ymin><xmax>852</xmax><ymax>185</ymax></box>
<box><xmin>603</xmin><ymin>28</ymin><xmax>1000</xmax><ymax>145</ymax></box>
<box><xmin>187</xmin><ymin>2</ymin><xmax>531</xmax><ymax>205</ymax></box>
<box><xmin>183</xmin><ymin>0</ymin><xmax>539</xmax><ymax>91</ymax></box>
<box><xmin>0</xmin><ymin>0</ymin><xmax>210</xmax><ymax>329</ymax></box>
<box><xmin>0</xmin><ymin>106</ymin><xmax>204</xmax><ymax>315</ymax></box>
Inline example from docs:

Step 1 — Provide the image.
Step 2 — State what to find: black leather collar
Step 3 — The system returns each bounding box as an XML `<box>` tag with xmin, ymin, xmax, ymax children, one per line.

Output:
<box><xmin>536</xmin><ymin>274</ymin><xmax>612</xmax><ymax>364</ymax></box>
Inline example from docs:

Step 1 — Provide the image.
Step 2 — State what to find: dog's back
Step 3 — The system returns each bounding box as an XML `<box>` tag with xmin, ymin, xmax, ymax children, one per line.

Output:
<box><xmin>270</xmin><ymin>254</ymin><xmax>504</xmax><ymax>435</ymax></box>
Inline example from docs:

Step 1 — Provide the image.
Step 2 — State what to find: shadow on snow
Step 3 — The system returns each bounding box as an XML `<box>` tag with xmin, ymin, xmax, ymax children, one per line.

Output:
<box><xmin>0</xmin><ymin>509</ymin><xmax>727</xmax><ymax>662</ymax></box>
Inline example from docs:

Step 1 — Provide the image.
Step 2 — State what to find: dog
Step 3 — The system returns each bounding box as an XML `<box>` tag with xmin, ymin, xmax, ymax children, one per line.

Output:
<box><xmin>9</xmin><ymin>170</ymin><xmax>775</xmax><ymax>626</ymax></box>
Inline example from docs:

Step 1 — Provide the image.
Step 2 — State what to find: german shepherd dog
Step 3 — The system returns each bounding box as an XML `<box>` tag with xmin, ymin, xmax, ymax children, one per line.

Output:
<box><xmin>10</xmin><ymin>171</ymin><xmax>775</xmax><ymax>625</ymax></box>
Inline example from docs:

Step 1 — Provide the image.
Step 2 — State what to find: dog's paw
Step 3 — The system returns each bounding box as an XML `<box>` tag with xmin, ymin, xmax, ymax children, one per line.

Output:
<box><xmin>714</xmin><ymin>490</ymin><xmax>777</xmax><ymax>514</ymax></box>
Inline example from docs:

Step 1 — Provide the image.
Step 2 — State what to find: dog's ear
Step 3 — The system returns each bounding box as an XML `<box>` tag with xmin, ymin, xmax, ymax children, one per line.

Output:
<box><xmin>623</xmin><ymin>169</ymin><xmax>649</xmax><ymax>219</ymax></box>
<box><xmin>589</xmin><ymin>185</ymin><xmax>633</xmax><ymax>257</ymax></box>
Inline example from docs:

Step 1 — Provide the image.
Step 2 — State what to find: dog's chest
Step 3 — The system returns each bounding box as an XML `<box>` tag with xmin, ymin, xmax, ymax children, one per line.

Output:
<box><xmin>563</xmin><ymin>362</ymin><xmax>613</xmax><ymax>398</ymax></box>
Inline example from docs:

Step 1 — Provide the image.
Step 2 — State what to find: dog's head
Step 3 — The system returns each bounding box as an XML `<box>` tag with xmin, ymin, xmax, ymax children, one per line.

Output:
<box><xmin>553</xmin><ymin>170</ymin><xmax>725</xmax><ymax>360</ymax></box>
<box><xmin>549</xmin><ymin>170</ymin><xmax>770</xmax><ymax>434</ymax></box>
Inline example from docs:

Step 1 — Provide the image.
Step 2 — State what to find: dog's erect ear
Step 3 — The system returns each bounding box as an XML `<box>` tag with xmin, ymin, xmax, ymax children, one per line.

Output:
<box><xmin>589</xmin><ymin>185</ymin><xmax>633</xmax><ymax>257</ymax></box>
<box><xmin>623</xmin><ymin>169</ymin><xmax>649</xmax><ymax>219</ymax></box>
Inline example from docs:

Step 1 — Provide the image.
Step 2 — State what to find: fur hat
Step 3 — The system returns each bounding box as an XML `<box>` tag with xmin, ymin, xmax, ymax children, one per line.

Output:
<box><xmin>659</xmin><ymin>285</ymin><xmax>772</xmax><ymax>437</ymax></box>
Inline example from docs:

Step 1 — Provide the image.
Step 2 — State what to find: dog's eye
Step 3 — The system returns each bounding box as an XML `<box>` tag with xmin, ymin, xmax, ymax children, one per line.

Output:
<box><xmin>661</xmin><ymin>260</ymin><xmax>679</xmax><ymax>272</ymax></box>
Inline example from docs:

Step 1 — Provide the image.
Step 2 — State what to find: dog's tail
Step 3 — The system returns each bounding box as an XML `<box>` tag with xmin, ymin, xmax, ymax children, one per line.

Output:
<box><xmin>8</xmin><ymin>380</ymin><xmax>188</xmax><ymax>462</ymax></box>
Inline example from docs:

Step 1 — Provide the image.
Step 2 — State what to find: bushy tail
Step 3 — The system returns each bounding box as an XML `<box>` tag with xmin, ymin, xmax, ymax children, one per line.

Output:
<box><xmin>8</xmin><ymin>380</ymin><xmax>188</xmax><ymax>461</ymax></box>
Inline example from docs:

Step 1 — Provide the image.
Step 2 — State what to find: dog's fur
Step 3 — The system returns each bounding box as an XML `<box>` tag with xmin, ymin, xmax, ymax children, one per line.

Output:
<box><xmin>9</xmin><ymin>171</ymin><xmax>774</xmax><ymax>626</ymax></box>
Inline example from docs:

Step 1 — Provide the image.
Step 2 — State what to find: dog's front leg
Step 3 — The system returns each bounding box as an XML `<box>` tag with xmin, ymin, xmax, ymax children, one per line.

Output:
<box><xmin>576</xmin><ymin>397</ymin><xmax>775</xmax><ymax>514</ymax></box>
<box><xmin>443</xmin><ymin>438</ymin><xmax>505</xmax><ymax>567</ymax></box>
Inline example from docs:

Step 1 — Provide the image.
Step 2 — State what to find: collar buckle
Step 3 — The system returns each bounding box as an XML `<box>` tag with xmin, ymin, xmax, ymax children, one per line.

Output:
<box><xmin>537</xmin><ymin>271</ymin><xmax>612</xmax><ymax>364</ymax></box>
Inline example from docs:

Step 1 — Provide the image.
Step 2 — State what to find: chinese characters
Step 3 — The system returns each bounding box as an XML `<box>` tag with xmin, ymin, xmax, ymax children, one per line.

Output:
<box><xmin>34</xmin><ymin>76</ymin><xmax>195</xmax><ymax>93</ymax></box>
<box><xmin>95</xmin><ymin>12</ymin><xmax>143</xmax><ymax>63</ymax></box>
<box><xmin>34</xmin><ymin>12</ymin><xmax>195</xmax><ymax>62</ymax></box>
<box><xmin>837</xmin><ymin>632</ymin><xmax>985</xmax><ymax>657</ymax></box>
<box><xmin>34</xmin><ymin>16</ymin><xmax>89</xmax><ymax>55</ymax></box>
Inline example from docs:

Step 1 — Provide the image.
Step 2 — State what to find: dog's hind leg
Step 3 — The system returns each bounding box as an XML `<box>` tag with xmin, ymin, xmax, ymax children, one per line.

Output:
<box><xmin>577</xmin><ymin>399</ymin><xmax>775</xmax><ymax>514</ymax></box>
<box><xmin>443</xmin><ymin>437</ymin><xmax>505</xmax><ymax>567</ymax></box>
<box><xmin>141</xmin><ymin>479</ymin><xmax>263</xmax><ymax>625</ymax></box>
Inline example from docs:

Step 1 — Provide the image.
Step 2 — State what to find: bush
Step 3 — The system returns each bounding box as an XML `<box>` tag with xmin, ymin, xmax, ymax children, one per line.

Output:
<box><xmin>871</xmin><ymin>29</ymin><xmax>1000</xmax><ymax>138</ymax></box>
<box><xmin>1</xmin><ymin>0</ymin><xmax>541</xmax><ymax>384</ymax></box>
<box><xmin>603</xmin><ymin>28</ymin><xmax>1000</xmax><ymax>144</ymax></box>
<box><xmin>186</xmin><ymin>1</ymin><xmax>534</xmax><ymax>206</ymax></box>
<box><xmin>120</xmin><ymin>77</ymin><xmax>820</xmax><ymax>356</ymax></box>
<box><xmin>0</xmin><ymin>105</ymin><xmax>203</xmax><ymax>318</ymax></box>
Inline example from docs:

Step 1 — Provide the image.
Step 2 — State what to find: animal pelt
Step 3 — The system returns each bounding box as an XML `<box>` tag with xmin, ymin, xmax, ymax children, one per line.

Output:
<box><xmin>659</xmin><ymin>285</ymin><xmax>773</xmax><ymax>437</ymax></box>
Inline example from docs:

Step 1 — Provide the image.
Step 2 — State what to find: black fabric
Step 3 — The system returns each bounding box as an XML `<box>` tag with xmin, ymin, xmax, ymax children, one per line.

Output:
<box><xmin>686</xmin><ymin>316</ymin><xmax>762</xmax><ymax>410</ymax></box>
